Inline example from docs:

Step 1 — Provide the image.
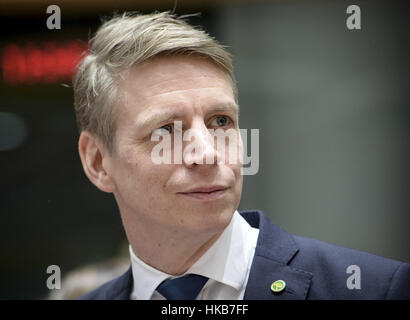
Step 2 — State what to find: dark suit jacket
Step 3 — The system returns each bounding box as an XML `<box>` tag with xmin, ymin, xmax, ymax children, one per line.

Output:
<box><xmin>79</xmin><ymin>210</ymin><xmax>410</xmax><ymax>300</ymax></box>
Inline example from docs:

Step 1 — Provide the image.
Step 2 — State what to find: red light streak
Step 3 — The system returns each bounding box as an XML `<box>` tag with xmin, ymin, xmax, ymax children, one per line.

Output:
<box><xmin>1</xmin><ymin>41</ymin><xmax>88</xmax><ymax>85</ymax></box>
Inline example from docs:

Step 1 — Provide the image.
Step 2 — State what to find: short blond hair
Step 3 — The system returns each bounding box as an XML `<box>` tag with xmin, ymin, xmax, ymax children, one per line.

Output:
<box><xmin>73</xmin><ymin>11</ymin><xmax>237</xmax><ymax>152</ymax></box>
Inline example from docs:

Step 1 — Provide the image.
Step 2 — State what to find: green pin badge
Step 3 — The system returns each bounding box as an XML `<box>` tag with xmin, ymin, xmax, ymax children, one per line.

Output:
<box><xmin>271</xmin><ymin>280</ymin><xmax>286</xmax><ymax>293</ymax></box>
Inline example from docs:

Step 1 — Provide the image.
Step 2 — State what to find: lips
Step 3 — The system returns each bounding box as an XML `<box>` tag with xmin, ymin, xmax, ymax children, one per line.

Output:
<box><xmin>182</xmin><ymin>186</ymin><xmax>228</xmax><ymax>193</ymax></box>
<box><xmin>178</xmin><ymin>185</ymin><xmax>229</xmax><ymax>201</ymax></box>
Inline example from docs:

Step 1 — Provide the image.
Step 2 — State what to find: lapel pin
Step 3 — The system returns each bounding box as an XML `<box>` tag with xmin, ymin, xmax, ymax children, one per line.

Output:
<box><xmin>271</xmin><ymin>280</ymin><xmax>286</xmax><ymax>293</ymax></box>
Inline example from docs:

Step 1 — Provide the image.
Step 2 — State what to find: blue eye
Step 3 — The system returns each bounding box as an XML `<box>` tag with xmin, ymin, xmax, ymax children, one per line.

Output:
<box><xmin>152</xmin><ymin>124</ymin><xmax>173</xmax><ymax>136</ymax></box>
<box><xmin>213</xmin><ymin>116</ymin><xmax>230</xmax><ymax>127</ymax></box>
<box><xmin>161</xmin><ymin>124</ymin><xmax>173</xmax><ymax>134</ymax></box>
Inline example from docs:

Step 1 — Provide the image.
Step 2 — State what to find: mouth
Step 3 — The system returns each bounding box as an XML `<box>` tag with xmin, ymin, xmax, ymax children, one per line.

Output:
<box><xmin>178</xmin><ymin>185</ymin><xmax>229</xmax><ymax>202</ymax></box>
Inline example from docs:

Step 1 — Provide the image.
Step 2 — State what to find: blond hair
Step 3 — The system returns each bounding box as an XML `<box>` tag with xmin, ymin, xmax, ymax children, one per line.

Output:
<box><xmin>73</xmin><ymin>11</ymin><xmax>237</xmax><ymax>152</ymax></box>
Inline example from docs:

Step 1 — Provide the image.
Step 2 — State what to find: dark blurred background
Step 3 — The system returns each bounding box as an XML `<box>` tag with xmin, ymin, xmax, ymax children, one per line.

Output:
<box><xmin>0</xmin><ymin>0</ymin><xmax>409</xmax><ymax>299</ymax></box>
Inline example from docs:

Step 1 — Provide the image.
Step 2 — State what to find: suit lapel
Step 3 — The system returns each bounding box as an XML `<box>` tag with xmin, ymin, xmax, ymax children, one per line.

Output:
<box><xmin>240</xmin><ymin>210</ymin><xmax>313</xmax><ymax>300</ymax></box>
<box><xmin>104</xmin><ymin>266</ymin><xmax>133</xmax><ymax>300</ymax></box>
<box><xmin>110</xmin><ymin>210</ymin><xmax>312</xmax><ymax>300</ymax></box>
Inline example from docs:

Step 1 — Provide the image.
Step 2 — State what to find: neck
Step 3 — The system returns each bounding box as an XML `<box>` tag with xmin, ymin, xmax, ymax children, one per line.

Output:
<box><xmin>124</xmin><ymin>217</ymin><xmax>223</xmax><ymax>275</ymax></box>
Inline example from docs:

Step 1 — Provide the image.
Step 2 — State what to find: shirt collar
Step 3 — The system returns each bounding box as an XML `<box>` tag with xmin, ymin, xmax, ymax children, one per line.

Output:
<box><xmin>129</xmin><ymin>210</ymin><xmax>256</xmax><ymax>300</ymax></box>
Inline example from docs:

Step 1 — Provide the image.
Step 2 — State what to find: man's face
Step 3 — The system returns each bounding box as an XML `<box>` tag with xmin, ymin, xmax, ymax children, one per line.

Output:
<box><xmin>107</xmin><ymin>55</ymin><xmax>243</xmax><ymax>237</ymax></box>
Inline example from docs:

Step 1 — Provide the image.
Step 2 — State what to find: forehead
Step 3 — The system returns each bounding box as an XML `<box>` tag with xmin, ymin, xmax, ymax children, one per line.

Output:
<box><xmin>117</xmin><ymin>55</ymin><xmax>236</xmax><ymax>113</ymax></box>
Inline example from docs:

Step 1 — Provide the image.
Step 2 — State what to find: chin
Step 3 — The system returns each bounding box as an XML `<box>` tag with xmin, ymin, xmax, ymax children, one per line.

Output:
<box><xmin>188</xmin><ymin>205</ymin><xmax>235</xmax><ymax>235</ymax></box>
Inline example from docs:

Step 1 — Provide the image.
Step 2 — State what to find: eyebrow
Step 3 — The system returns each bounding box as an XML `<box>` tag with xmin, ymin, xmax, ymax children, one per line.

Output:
<box><xmin>136</xmin><ymin>102</ymin><xmax>239</xmax><ymax>131</ymax></box>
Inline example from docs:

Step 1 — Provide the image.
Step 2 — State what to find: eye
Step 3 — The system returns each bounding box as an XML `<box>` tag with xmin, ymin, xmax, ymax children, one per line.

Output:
<box><xmin>161</xmin><ymin>124</ymin><xmax>173</xmax><ymax>134</ymax></box>
<box><xmin>211</xmin><ymin>115</ymin><xmax>231</xmax><ymax>127</ymax></box>
<box><xmin>153</xmin><ymin>124</ymin><xmax>173</xmax><ymax>135</ymax></box>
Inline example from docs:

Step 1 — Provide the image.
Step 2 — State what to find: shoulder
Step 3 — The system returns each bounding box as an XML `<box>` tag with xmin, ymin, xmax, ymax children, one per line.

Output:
<box><xmin>291</xmin><ymin>235</ymin><xmax>410</xmax><ymax>299</ymax></box>
<box><xmin>77</xmin><ymin>267</ymin><xmax>133</xmax><ymax>300</ymax></box>
<box><xmin>240</xmin><ymin>209</ymin><xmax>410</xmax><ymax>299</ymax></box>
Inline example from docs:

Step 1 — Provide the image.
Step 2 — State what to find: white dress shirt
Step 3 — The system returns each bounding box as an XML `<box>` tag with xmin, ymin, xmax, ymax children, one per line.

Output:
<box><xmin>129</xmin><ymin>210</ymin><xmax>259</xmax><ymax>300</ymax></box>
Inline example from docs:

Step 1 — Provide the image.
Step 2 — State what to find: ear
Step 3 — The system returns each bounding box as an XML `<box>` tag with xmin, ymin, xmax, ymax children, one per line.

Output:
<box><xmin>78</xmin><ymin>131</ymin><xmax>116</xmax><ymax>193</ymax></box>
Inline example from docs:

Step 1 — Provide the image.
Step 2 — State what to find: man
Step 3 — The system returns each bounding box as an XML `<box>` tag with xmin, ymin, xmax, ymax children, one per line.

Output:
<box><xmin>73</xmin><ymin>11</ymin><xmax>410</xmax><ymax>300</ymax></box>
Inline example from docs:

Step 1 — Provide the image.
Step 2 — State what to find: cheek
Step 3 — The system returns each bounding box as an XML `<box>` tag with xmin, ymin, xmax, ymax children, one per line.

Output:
<box><xmin>119</xmin><ymin>149</ymin><xmax>173</xmax><ymax>194</ymax></box>
<box><xmin>226</xmin><ymin>131</ymin><xmax>243</xmax><ymax>173</ymax></box>
<box><xmin>217</xmin><ymin>129</ymin><xmax>243</xmax><ymax>165</ymax></box>
<box><xmin>114</xmin><ymin>147</ymin><xmax>150</xmax><ymax>187</ymax></box>
<box><xmin>233</xmin><ymin>168</ymin><xmax>243</xmax><ymax>193</ymax></box>
<box><xmin>116</xmin><ymin>161</ymin><xmax>173</xmax><ymax>212</ymax></box>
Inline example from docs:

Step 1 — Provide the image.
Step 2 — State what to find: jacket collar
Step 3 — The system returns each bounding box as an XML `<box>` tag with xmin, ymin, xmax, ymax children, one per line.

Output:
<box><xmin>240</xmin><ymin>210</ymin><xmax>312</xmax><ymax>300</ymax></box>
<box><xmin>103</xmin><ymin>209</ymin><xmax>312</xmax><ymax>300</ymax></box>
<box><xmin>103</xmin><ymin>266</ymin><xmax>133</xmax><ymax>300</ymax></box>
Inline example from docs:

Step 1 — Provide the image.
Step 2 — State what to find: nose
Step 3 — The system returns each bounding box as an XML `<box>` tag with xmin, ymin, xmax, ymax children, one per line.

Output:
<box><xmin>182</xmin><ymin>120</ymin><xmax>218</xmax><ymax>167</ymax></box>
